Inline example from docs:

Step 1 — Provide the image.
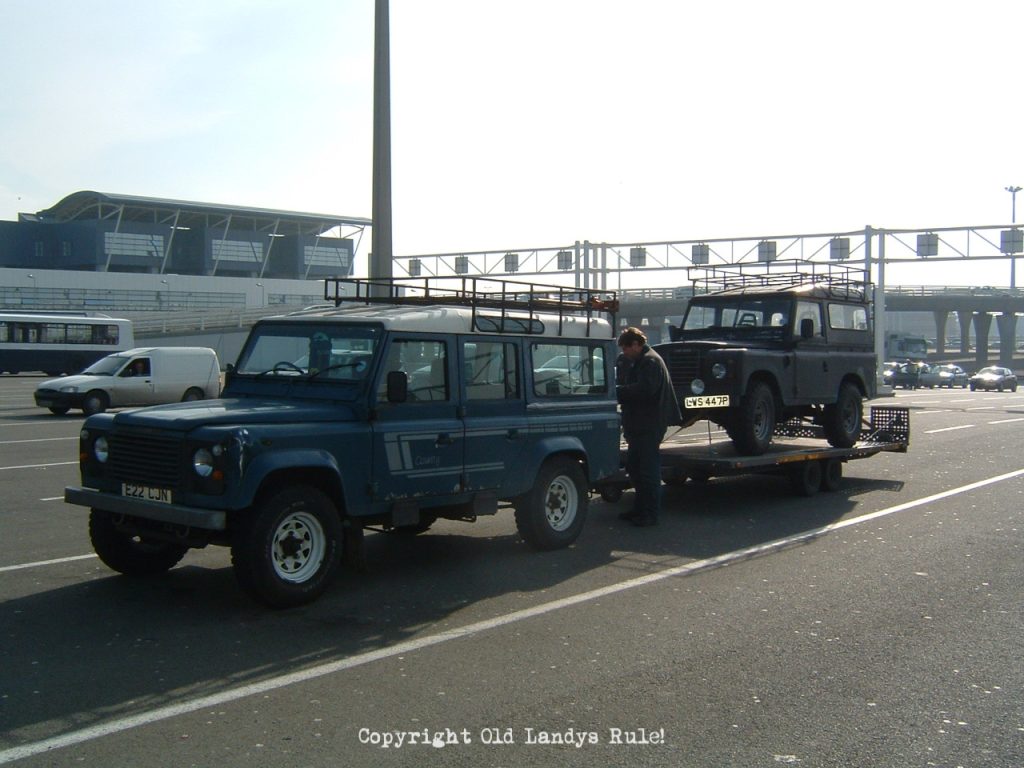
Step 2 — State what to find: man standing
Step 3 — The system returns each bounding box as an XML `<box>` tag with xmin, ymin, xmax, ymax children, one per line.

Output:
<box><xmin>615</xmin><ymin>327</ymin><xmax>681</xmax><ymax>527</ymax></box>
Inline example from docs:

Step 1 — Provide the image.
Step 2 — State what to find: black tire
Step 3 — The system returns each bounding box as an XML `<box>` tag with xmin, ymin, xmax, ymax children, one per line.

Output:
<box><xmin>181</xmin><ymin>387</ymin><xmax>205</xmax><ymax>402</ymax></box>
<box><xmin>89</xmin><ymin>509</ymin><xmax>188</xmax><ymax>576</ymax></box>
<box><xmin>599</xmin><ymin>485</ymin><xmax>625</xmax><ymax>503</ymax></box>
<box><xmin>48</xmin><ymin>406</ymin><xmax>70</xmax><ymax>416</ymax></box>
<box><xmin>821</xmin><ymin>459</ymin><xmax>843</xmax><ymax>492</ymax></box>
<box><xmin>727</xmin><ymin>381</ymin><xmax>775</xmax><ymax>456</ymax></box>
<box><xmin>789</xmin><ymin>461</ymin><xmax>822</xmax><ymax>497</ymax></box>
<box><xmin>514</xmin><ymin>456</ymin><xmax>588</xmax><ymax>550</ymax></box>
<box><xmin>823</xmin><ymin>382</ymin><xmax>863</xmax><ymax>448</ymax></box>
<box><xmin>82</xmin><ymin>390</ymin><xmax>109</xmax><ymax>416</ymax></box>
<box><xmin>231</xmin><ymin>485</ymin><xmax>342</xmax><ymax>608</ymax></box>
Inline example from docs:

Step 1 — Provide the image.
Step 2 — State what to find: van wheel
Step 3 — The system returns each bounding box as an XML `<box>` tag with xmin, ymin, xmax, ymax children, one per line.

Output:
<box><xmin>82</xmin><ymin>390</ymin><xmax>109</xmax><ymax>416</ymax></box>
<box><xmin>727</xmin><ymin>382</ymin><xmax>775</xmax><ymax>455</ymax></box>
<box><xmin>48</xmin><ymin>406</ymin><xmax>70</xmax><ymax>416</ymax></box>
<box><xmin>514</xmin><ymin>457</ymin><xmax>588</xmax><ymax>550</ymax></box>
<box><xmin>823</xmin><ymin>382</ymin><xmax>863</xmax><ymax>448</ymax></box>
<box><xmin>89</xmin><ymin>509</ymin><xmax>188</xmax><ymax>575</ymax></box>
<box><xmin>181</xmin><ymin>387</ymin><xmax>204</xmax><ymax>402</ymax></box>
<box><xmin>231</xmin><ymin>486</ymin><xmax>342</xmax><ymax>608</ymax></box>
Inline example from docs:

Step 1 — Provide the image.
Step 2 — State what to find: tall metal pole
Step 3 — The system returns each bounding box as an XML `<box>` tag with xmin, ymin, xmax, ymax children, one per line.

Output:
<box><xmin>370</xmin><ymin>0</ymin><xmax>393</xmax><ymax>286</ymax></box>
<box><xmin>1007</xmin><ymin>185</ymin><xmax>1021</xmax><ymax>290</ymax></box>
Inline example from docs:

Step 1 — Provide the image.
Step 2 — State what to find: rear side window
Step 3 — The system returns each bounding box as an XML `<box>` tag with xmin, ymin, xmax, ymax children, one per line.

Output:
<box><xmin>828</xmin><ymin>302</ymin><xmax>869</xmax><ymax>331</ymax></box>
<box><xmin>531</xmin><ymin>343</ymin><xmax>607</xmax><ymax>397</ymax></box>
<box><xmin>464</xmin><ymin>341</ymin><xmax>519</xmax><ymax>400</ymax></box>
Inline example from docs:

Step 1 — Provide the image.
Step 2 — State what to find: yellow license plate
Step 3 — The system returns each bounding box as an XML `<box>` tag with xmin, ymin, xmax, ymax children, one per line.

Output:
<box><xmin>121</xmin><ymin>483</ymin><xmax>172</xmax><ymax>504</ymax></box>
<box><xmin>684</xmin><ymin>395</ymin><xmax>730</xmax><ymax>409</ymax></box>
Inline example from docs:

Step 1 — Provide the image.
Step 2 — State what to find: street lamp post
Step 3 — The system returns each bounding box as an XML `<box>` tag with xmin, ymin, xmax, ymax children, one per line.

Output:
<box><xmin>1007</xmin><ymin>185</ymin><xmax>1022</xmax><ymax>289</ymax></box>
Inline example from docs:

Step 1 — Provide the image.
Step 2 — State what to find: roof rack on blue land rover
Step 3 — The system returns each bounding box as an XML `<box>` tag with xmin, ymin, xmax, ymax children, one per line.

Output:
<box><xmin>323</xmin><ymin>276</ymin><xmax>619</xmax><ymax>338</ymax></box>
<box><xmin>688</xmin><ymin>260</ymin><xmax>870</xmax><ymax>301</ymax></box>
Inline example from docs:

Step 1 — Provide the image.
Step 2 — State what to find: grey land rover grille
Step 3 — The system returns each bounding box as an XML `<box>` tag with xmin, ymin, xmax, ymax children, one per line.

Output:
<box><xmin>662</xmin><ymin>348</ymin><xmax>700</xmax><ymax>385</ymax></box>
<box><xmin>108</xmin><ymin>431</ymin><xmax>183</xmax><ymax>487</ymax></box>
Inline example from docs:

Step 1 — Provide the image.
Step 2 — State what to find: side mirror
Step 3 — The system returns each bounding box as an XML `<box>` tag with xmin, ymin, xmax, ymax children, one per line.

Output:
<box><xmin>800</xmin><ymin>318</ymin><xmax>815</xmax><ymax>340</ymax></box>
<box><xmin>386</xmin><ymin>370</ymin><xmax>409</xmax><ymax>403</ymax></box>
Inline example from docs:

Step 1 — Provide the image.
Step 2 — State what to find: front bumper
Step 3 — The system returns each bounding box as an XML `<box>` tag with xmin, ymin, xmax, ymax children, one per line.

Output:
<box><xmin>64</xmin><ymin>486</ymin><xmax>227</xmax><ymax>530</ymax></box>
<box><xmin>35</xmin><ymin>391</ymin><xmax>85</xmax><ymax>409</ymax></box>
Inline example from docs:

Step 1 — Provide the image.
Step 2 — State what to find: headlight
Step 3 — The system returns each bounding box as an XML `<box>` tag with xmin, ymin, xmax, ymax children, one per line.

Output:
<box><xmin>690</xmin><ymin>378</ymin><xmax>705</xmax><ymax>395</ymax></box>
<box><xmin>60</xmin><ymin>385</ymin><xmax>79</xmax><ymax>393</ymax></box>
<box><xmin>93</xmin><ymin>435</ymin><xmax>109</xmax><ymax>463</ymax></box>
<box><xmin>192</xmin><ymin>447</ymin><xmax>215</xmax><ymax>478</ymax></box>
<box><xmin>711</xmin><ymin>363</ymin><xmax>727</xmax><ymax>379</ymax></box>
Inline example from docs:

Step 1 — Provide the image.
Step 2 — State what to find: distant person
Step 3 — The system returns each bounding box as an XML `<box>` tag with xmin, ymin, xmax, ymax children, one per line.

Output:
<box><xmin>615</xmin><ymin>327</ymin><xmax>681</xmax><ymax>527</ymax></box>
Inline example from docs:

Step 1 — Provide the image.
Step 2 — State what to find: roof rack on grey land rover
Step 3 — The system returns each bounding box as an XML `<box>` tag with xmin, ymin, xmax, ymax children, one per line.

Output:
<box><xmin>688</xmin><ymin>260</ymin><xmax>869</xmax><ymax>301</ymax></box>
<box><xmin>323</xmin><ymin>276</ymin><xmax>619</xmax><ymax>338</ymax></box>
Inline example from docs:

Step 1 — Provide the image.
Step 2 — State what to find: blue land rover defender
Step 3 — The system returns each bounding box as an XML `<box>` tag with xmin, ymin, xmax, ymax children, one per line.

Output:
<box><xmin>65</xmin><ymin>278</ymin><xmax>621</xmax><ymax>608</ymax></box>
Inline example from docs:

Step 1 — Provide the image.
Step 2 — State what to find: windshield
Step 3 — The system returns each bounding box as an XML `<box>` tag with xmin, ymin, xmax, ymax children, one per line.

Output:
<box><xmin>234</xmin><ymin>322</ymin><xmax>381</xmax><ymax>382</ymax></box>
<box><xmin>681</xmin><ymin>298</ymin><xmax>791</xmax><ymax>338</ymax></box>
<box><xmin>82</xmin><ymin>354</ymin><xmax>130</xmax><ymax>376</ymax></box>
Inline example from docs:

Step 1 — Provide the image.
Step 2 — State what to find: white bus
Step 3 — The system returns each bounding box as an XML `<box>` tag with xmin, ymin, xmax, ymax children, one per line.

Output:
<box><xmin>0</xmin><ymin>313</ymin><xmax>134</xmax><ymax>375</ymax></box>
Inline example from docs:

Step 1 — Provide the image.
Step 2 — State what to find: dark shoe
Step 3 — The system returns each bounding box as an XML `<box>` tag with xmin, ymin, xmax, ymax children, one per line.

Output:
<box><xmin>631</xmin><ymin>516</ymin><xmax>658</xmax><ymax>527</ymax></box>
<box><xmin>618</xmin><ymin>510</ymin><xmax>640</xmax><ymax>522</ymax></box>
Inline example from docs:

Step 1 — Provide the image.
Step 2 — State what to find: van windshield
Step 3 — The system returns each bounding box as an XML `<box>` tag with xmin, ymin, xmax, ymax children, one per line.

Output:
<box><xmin>234</xmin><ymin>322</ymin><xmax>381</xmax><ymax>382</ymax></box>
<box><xmin>82</xmin><ymin>354</ymin><xmax>131</xmax><ymax>376</ymax></box>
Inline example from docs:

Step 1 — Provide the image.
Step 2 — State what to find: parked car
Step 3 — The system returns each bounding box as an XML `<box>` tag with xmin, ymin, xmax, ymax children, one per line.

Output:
<box><xmin>34</xmin><ymin>347</ymin><xmax>220</xmax><ymax>415</ymax></box>
<box><xmin>919</xmin><ymin>363</ymin><xmax>969</xmax><ymax>388</ymax></box>
<box><xmin>969</xmin><ymin>366</ymin><xmax>1018</xmax><ymax>392</ymax></box>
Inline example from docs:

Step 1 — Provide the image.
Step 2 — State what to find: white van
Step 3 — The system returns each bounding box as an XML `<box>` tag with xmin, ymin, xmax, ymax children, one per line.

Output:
<box><xmin>34</xmin><ymin>347</ymin><xmax>220</xmax><ymax>415</ymax></box>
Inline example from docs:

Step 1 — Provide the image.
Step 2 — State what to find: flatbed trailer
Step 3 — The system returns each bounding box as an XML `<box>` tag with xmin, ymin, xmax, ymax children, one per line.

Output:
<box><xmin>596</xmin><ymin>405</ymin><xmax>909</xmax><ymax>500</ymax></box>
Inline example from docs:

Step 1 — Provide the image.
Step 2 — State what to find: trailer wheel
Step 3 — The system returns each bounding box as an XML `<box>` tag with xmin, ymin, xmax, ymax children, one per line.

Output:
<box><xmin>823</xmin><ymin>382</ymin><xmax>863</xmax><ymax>448</ymax></box>
<box><xmin>821</xmin><ymin>459</ymin><xmax>843</xmax><ymax>492</ymax></box>
<box><xmin>514</xmin><ymin>456</ymin><xmax>587</xmax><ymax>550</ymax></box>
<box><xmin>789</xmin><ymin>460</ymin><xmax>822</xmax><ymax>496</ymax></box>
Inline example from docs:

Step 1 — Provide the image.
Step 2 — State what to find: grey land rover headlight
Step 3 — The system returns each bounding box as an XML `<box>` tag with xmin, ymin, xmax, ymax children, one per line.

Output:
<box><xmin>93</xmin><ymin>435</ymin><xmax>109</xmax><ymax>463</ymax></box>
<box><xmin>192</xmin><ymin>447</ymin><xmax>215</xmax><ymax>478</ymax></box>
<box><xmin>690</xmin><ymin>378</ymin><xmax>705</xmax><ymax>395</ymax></box>
<box><xmin>711</xmin><ymin>363</ymin><xmax>727</xmax><ymax>379</ymax></box>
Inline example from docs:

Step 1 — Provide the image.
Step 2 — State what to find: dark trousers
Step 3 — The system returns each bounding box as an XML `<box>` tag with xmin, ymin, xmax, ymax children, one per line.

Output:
<box><xmin>625</xmin><ymin>428</ymin><xmax>665</xmax><ymax>520</ymax></box>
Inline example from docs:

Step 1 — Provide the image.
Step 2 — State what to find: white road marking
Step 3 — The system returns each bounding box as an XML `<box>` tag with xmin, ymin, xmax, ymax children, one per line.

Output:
<box><xmin>2</xmin><ymin>436</ymin><xmax>77</xmax><ymax>444</ymax></box>
<box><xmin>0</xmin><ymin>461</ymin><xmax>77</xmax><ymax>471</ymax></box>
<box><xmin>0</xmin><ymin>554</ymin><xmax>97</xmax><ymax>573</ymax></box>
<box><xmin>924</xmin><ymin>425</ymin><xmax>975</xmax><ymax>434</ymax></box>
<box><xmin>988</xmin><ymin>417</ymin><xmax>1024</xmax><ymax>425</ymax></box>
<box><xmin>2</xmin><ymin>466</ymin><xmax>1023</xmax><ymax>765</ymax></box>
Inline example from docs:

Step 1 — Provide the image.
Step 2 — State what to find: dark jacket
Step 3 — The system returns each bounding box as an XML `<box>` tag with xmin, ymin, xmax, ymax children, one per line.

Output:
<box><xmin>616</xmin><ymin>344</ymin><xmax>681</xmax><ymax>437</ymax></box>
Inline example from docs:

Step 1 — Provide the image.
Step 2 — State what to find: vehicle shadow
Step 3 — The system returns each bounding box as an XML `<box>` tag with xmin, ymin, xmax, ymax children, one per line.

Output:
<box><xmin>0</xmin><ymin>473</ymin><xmax>894</xmax><ymax>745</ymax></box>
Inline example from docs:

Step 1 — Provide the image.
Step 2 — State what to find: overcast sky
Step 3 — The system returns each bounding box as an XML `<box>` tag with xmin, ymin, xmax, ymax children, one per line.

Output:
<box><xmin>1</xmin><ymin>1</ymin><xmax>1021</xmax><ymax>286</ymax></box>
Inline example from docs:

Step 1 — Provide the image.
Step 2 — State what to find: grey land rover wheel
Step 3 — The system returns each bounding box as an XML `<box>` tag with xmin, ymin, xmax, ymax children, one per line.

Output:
<box><xmin>727</xmin><ymin>382</ymin><xmax>775</xmax><ymax>456</ymax></box>
<box><xmin>232</xmin><ymin>486</ymin><xmax>342</xmax><ymax>608</ymax></box>
<box><xmin>514</xmin><ymin>456</ymin><xmax>588</xmax><ymax>550</ymax></box>
<box><xmin>823</xmin><ymin>382</ymin><xmax>863</xmax><ymax>448</ymax></box>
<box><xmin>89</xmin><ymin>509</ymin><xmax>188</xmax><ymax>576</ymax></box>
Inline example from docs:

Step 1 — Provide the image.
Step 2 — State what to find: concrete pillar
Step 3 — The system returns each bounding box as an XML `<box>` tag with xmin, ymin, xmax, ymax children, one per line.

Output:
<box><xmin>972</xmin><ymin>313</ymin><xmax>992</xmax><ymax>367</ymax></box>
<box><xmin>932</xmin><ymin>309</ymin><xmax>948</xmax><ymax>356</ymax></box>
<box><xmin>996</xmin><ymin>312</ymin><xmax>1017</xmax><ymax>368</ymax></box>
<box><xmin>956</xmin><ymin>310</ymin><xmax>972</xmax><ymax>355</ymax></box>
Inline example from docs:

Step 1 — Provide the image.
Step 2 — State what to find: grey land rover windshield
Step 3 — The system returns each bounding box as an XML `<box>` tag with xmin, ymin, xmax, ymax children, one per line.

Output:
<box><xmin>234</xmin><ymin>322</ymin><xmax>381</xmax><ymax>381</ymax></box>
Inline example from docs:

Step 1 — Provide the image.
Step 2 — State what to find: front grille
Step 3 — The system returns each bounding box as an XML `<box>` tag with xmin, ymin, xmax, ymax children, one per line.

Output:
<box><xmin>108</xmin><ymin>430</ymin><xmax>184</xmax><ymax>488</ymax></box>
<box><xmin>662</xmin><ymin>348</ymin><xmax>700</xmax><ymax>385</ymax></box>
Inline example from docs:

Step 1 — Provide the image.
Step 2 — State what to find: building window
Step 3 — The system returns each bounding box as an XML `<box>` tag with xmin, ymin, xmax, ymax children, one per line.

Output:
<box><xmin>304</xmin><ymin>244</ymin><xmax>351</xmax><ymax>270</ymax></box>
<box><xmin>104</xmin><ymin>232</ymin><xmax>164</xmax><ymax>259</ymax></box>
<box><xmin>212</xmin><ymin>239</ymin><xmax>263</xmax><ymax>263</ymax></box>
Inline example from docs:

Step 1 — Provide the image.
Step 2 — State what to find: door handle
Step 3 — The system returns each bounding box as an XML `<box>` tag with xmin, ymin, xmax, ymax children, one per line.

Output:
<box><xmin>435</xmin><ymin>433</ymin><xmax>455</xmax><ymax>446</ymax></box>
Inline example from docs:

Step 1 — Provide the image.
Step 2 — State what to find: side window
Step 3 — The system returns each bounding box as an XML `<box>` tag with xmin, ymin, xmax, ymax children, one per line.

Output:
<box><xmin>531</xmin><ymin>343</ymin><xmax>607</xmax><ymax>397</ymax></box>
<box><xmin>377</xmin><ymin>339</ymin><xmax>448</xmax><ymax>402</ymax></box>
<box><xmin>828</xmin><ymin>302</ymin><xmax>868</xmax><ymax>331</ymax></box>
<box><xmin>464</xmin><ymin>341</ymin><xmax>520</xmax><ymax>401</ymax></box>
<box><xmin>795</xmin><ymin>301</ymin><xmax>823</xmax><ymax>338</ymax></box>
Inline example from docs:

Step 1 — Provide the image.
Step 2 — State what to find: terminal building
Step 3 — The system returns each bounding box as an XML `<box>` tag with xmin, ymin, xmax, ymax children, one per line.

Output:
<box><xmin>0</xmin><ymin>190</ymin><xmax>370</xmax><ymax>312</ymax></box>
